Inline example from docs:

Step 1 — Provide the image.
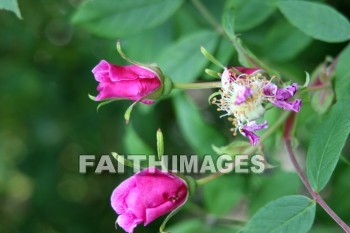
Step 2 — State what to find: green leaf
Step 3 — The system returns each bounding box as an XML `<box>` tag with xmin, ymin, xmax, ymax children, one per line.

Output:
<box><xmin>157</xmin><ymin>31</ymin><xmax>219</xmax><ymax>82</ymax></box>
<box><xmin>233</xmin><ymin>38</ymin><xmax>280</xmax><ymax>77</ymax></box>
<box><xmin>213</xmin><ymin>37</ymin><xmax>236</xmax><ymax>67</ymax></box>
<box><xmin>0</xmin><ymin>0</ymin><xmax>22</xmax><ymax>19</ymax></box>
<box><xmin>222</xmin><ymin>8</ymin><xmax>235</xmax><ymax>40</ymax></box>
<box><xmin>72</xmin><ymin>0</ymin><xmax>184</xmax><ymax>38</ymax></box>
<box><xmin>242</xmin><ymin>195</ymin><xmax>316</xmax><ymax>233</ymax></box>
<box><xmin>248</xmin><ymin>170</ymin><xmax>301</xmax><ymax>214</ymax></box>
<box><xmin>173</xmin><ymin>93</ymin><xmax>226</xmax><ymax>156</ymax></box>
<box><xmin>203</xmin><ymin>175</ymin><xmax>243</xmax><ymax>216</ymax></box>
<box><xmin>225</xmin><ymin>0</ymin><xmax>277</xmax><ymax>32</ymax></box>
<box><xmin>263</xmin><ymin>19</ymin><xmax>313</xmax><ymax>62</ymax></box>
<box><xmin>278</xmin><ymin>1</ymin><xmax>350</xmax><ymax>43</ymax></box>
<box><xmin>306</xmin><ymin>100</ymin><xmax>350</xmax><ymax>191</ymax></box>
<box><xmin>335</xmin><ymin>44</ymin><xmax>350</xmax><ymax>100</ymax></box>
<box><xmin>122</xmin><ymin>24</ymin><xmax>172</xmax><ymax>62</ymax></box>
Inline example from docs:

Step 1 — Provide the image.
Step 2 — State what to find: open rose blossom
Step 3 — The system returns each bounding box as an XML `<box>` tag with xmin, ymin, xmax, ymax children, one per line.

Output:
<box><xmin>111</xmin><ymin>168</ymin><xmax>188</xmax><ymax>233</ymax></box>
<box><xmin>92</xmin><ymin>60</ymin><xmax>162</xmax><ymax>104</ymax></box>
<box><xmin>212</xmin><ymin>66</ymin><xmax>302</xmax><ymax>145</ymax></box>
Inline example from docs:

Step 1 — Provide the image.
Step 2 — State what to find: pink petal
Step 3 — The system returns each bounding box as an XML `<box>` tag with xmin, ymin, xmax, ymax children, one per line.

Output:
<box><xmin>221</xmin><ymin>68</ymin><xmax>231</xmax><ymax>90</ymax></box>
<box><xmin>276</xmin><ymin>83</ymin><xmax>298</xmax><ymax>100</ymax></box>
<box><xmin>263</xmin><ymin>83</ymin><xmax>277</xmax><ymax>96</ymax></box>
<box><xmin>234</xmin><ymin>67</ymin><xmax>263</xmax><ymax>76</ymax></box>
<box><xmin>117</xmin><ymin>214</ymin><xmax>142</xmax><ymax>233</ymax></box>
<box><xmin>111</xmin><ymin>176</ymin><xmax>137</xmax><ymax>214</ymax></box>
<box><xmin>241</xmin><ymin>130</ymin><xmax>260</xmax><ymax>146</ymax></box>
<box><xmin>144</xmin><ymin>183</ymin><xmax>187</xmax><ymax>225</ymax></box>
<box><xmin>243</xmin><ymin>121</ymin><xmax>268</xmax><ymax>132</ymax></box>
<box><xmin>92</xmin><ymin>60</ymin><xmax>110</xmax><ymax>82</ymax></box>
<box><xmin>135</xmin><ymin>168</ymin><xmax>188</xmax><ymax>224</ymax></box>
<box><xmin>109</xmin><ymin>64</ymin><xmax>159</xmax><ymax>82</ymax></box>
<box><xmin>95</xmin><ymin>75</ymin><xmax>161</xmax><ymax>102</ymax></box>
<box><xmin>271</xmin><ymin>99</ymin><xmax>302</xmax><ymax>112</ymax></box>
<box><xmin>125</xmin><ymin>187</ymin><xmax>146</xmax><ymax>220</ymax></box>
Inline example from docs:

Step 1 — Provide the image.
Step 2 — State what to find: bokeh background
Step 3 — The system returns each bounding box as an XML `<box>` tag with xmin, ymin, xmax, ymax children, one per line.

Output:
<box><xmin>1</xmin><ymin>0</ymin><xmax>350</xmax><ymax>232</ymax></box>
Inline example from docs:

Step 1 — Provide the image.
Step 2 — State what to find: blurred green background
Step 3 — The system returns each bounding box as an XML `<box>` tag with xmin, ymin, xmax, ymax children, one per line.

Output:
<box><xmin>1</xmin><ymin>0</ymin><xmax>350</xmax><ymax>233</ymax></box>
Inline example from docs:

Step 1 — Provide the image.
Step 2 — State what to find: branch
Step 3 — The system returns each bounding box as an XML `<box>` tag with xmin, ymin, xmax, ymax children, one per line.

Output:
<box><xmin>284</xmin><ymin>113</ymin><xmax>350</xmax><ymax>233</ymax></box>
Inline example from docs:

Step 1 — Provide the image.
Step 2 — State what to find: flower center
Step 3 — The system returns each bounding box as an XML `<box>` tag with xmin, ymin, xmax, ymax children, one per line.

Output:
<box><xmin>212</xmin><ymin>72</ymin><xmax>268</xmax><ymax>132</ymax></box>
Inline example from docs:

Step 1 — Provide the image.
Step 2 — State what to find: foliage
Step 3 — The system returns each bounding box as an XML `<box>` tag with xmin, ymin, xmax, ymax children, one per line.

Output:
<box><xmin>1</xmin><ymin>0</ymin><xmax>350</xmax><ymax>233</ymax></box>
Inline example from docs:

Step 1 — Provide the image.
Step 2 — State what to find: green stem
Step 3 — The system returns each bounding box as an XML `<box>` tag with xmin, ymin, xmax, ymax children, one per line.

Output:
<box><xmin>174</xmin><ymin>82</ymin><xmax>221</xmax><ymax>90</ymax></box>
<box><xmin>190</xmin><ymin>0</ymin><xmax>225</xmax><ymax>36</ymax></box>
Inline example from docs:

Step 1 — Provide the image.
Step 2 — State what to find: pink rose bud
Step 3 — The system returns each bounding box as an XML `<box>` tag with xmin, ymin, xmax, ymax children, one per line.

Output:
<box><xmin>92</xmin><ymin>60</ymin><xmax>162</xmax><ymax>104</ymax></box>
<box><xmin>111</xmin><ymin>168</ymin><xmax>188</xmax><ymax>233</ymax></box>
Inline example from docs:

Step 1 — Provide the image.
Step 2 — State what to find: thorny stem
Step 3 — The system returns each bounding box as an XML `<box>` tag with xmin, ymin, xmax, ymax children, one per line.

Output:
<box><xmin>174</xmin><ymin>82</ymin><xmax>221</xmax><ymax>90</ymax></box>
<box><xmin>284</xmin><ymin>113</ymin><xmax>350</xmax><ymax>233</ymax></box>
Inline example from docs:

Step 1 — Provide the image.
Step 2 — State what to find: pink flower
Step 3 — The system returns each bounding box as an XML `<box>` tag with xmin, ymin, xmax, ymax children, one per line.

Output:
<box><xmin>263</xmin><ymin>83</ymin><xmax>302</xmax><ymax>112</ymax></box>
<box><xmin>240</xmin><ymin>121</ymin><xmax>268</xmax><ymax>145</ymax></box>
<box><xmin>111</xmin><ymin>168</ymin><xmax>188</xmax><ymax>233</ymax></box>
<box><xmin>213</xmin><ymin>66</ymin><xmax>302</xmax><ymax>145</ymax></box>
<box><xmin>92</xmin><ymin>60</ymin><xmax>161</xmax><ymax>104</ymax></box>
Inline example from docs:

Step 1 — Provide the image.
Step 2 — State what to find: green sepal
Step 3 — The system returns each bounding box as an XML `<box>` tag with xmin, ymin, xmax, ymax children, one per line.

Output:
<box><xmin>156</xmin><ymin>129</ymin><xmax>164</xmax><ymax>161</ymax></box>
<box><xmin>88</xmin><ymin>94</ymin><xmax>96</xmax><ymax>101</ymax></box>
<box><xmin>159</xmin><ymin>175</ymin><xmax>191</xmax><ymax>233</ymax></box>
<box><xmin>111</xmin><ymin>152</ymin><xmax>140</xmax><ymax>169</ymax></box>
<box><xmin>89</xmin><ymin>94</ymin><xmax>124</xmax><ymax>111</ymax></box>
<box><xmin>205</xmin><ymin>69</ymin><xmax>220</xmax><ymax>79</ymax></box>
<box><xmin>97</xmin><ymin>99</ymin><xmax>118</xmax><ymax>112</ymax></box>
<box><xmin>162</xmin><ymin>76</ymin><xmax>174</xmax><ymax>96</ymax></box>
<box><xmin>124</xmin><ymin>99</ymin><xmax>141</xmax><ymax>124</ymax></box>
<box><xmin>159</xmin><ymin>202</ymin><xmax>185</xmax><ymax>233</ymax></box>
<box><xmin>200</xmin><ymin>46</ymin><xmax>225</xmax><ymax>69</ymax></box>
<box><xmin>183</xmin><ymin>175</ymin><xmax>197</xmax><ymax>196</ymax></box>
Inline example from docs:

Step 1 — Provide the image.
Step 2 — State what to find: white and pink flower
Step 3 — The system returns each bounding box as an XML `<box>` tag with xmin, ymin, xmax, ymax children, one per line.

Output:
<box><xmin>212</xmin><ymin>67</ymin><xmax>302</xmax><ymax>145</ymax></box>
